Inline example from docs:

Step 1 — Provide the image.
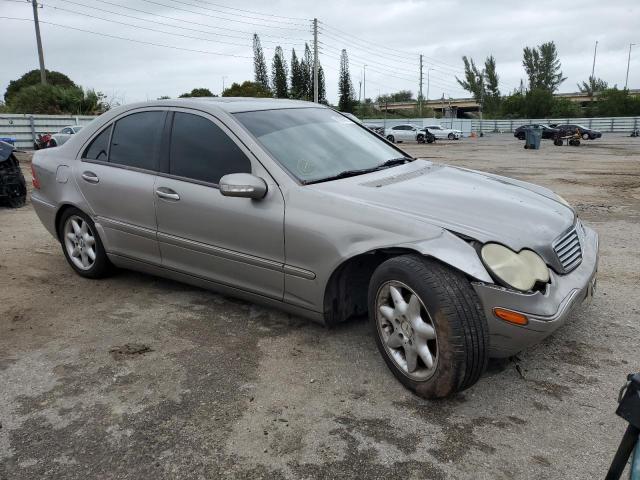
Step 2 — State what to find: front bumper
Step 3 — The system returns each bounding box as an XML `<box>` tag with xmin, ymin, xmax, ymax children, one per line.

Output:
<box><xmin>472</xmin><ymin>225</ymin><xmax>599</xmax><ymax>358</ymax></box>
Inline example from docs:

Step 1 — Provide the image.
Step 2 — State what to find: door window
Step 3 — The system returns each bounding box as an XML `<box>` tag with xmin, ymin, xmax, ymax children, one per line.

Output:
<box><xmin>83</xmin><ymin>125</ymin><xmax>112</xmax><ymax>161</ymax></box>
<box><xmin>109</xmin><ymin>111</ymin><xmax>165</xmax><ymax>171</ymax></box>
<box><xmin>168</xmin><ymin>112</ymin><xmax>251</xmax><ymax>185</ymax></box>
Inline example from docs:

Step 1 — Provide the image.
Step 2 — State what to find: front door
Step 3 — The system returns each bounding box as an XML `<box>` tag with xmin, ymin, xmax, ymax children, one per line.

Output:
<box><xmin>76</xmin><ymin>110</ymin><xmax>165</xmax><ymax>264</ymax></box>
<box><xmin>154</xmin><ymin>110</ymin><xmax>285</xmax><ymax>300</ymax></box>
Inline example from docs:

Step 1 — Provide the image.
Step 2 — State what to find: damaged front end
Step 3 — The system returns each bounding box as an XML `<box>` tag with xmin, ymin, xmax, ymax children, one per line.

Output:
<box><xmin>0</xmin><ymin>141</ymin><xmax>27</xmax><ymax>208</ymax></box>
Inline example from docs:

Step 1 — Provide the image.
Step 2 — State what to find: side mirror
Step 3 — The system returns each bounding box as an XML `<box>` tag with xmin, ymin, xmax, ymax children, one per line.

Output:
<box><xmin>219</xmin><ymin>173</ymin><xmax>267</xmax><ymax>200</ymax></box>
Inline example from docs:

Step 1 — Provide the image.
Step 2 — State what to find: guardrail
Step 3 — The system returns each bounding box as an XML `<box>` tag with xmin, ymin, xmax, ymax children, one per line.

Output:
<box><xmin>0</xmin><ymin>114</ymin><xmax>97</xmax><ymax>149</ymax></box>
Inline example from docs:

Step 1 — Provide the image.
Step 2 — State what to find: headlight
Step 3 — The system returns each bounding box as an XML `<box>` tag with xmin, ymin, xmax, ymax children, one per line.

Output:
<box><xmin>481</xmin><ymin>243</ymin><xmax>550</xmax><ymax>291</ymax></box>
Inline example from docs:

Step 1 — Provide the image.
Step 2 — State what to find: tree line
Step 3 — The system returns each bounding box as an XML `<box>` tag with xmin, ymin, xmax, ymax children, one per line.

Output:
<box><xmin>456</xmin><ymin>41</ymin><xmax>640</xmax><ymax>118</ymax></box>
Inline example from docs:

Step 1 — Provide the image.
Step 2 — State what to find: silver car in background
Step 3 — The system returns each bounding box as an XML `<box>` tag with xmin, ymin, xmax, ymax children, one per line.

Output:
<box><xmin>31</xmin><ymin>98</ymin><xmax>598</xmax><ymax>398</ymax></box>
<box><xmin>51</xmin><ymin>125</ymin><xmax>84</xmax><ymax>147</ymax></box>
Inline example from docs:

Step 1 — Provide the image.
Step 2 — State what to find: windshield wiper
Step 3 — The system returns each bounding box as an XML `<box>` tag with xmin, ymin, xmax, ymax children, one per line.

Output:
<box><xmin>374</xmin><ymin>157</ymin><xmax>413</xmax><ymax>170</ymax></box>
<box><xmin>303</xmin><ymin>157</ymin><xmax>413</xmax><ymax>185</ymax></box>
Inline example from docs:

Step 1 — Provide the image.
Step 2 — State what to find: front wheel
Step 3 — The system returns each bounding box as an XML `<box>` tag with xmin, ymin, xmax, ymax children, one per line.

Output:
<box><xmin>59</xmin><ymin>208</ymin><xmax>113</xmax><ymax>278</ymax></box>
<box><xmin>582</xmin><ymin>133</ymin><xmax>590</xmax><ymax>140</ymax></box>
<box><xmin>369</xmin><ymin>255</ymin><xmax>489</xmax><ymax>399</ymax></box>
<box><xmin>386</xmin><ymin>135</ymin><xmax>395</xmax><ymax>143</ymax></box>
<box><xmin>448</xmin><ymin>133</ymin><xmax>455</xmax><ymax>140</ymax></box>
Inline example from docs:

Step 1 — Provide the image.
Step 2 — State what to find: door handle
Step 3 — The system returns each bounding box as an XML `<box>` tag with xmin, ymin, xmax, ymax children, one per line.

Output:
<box><xmin>156</xmin><ymin>187</ymin><xmax>180</xmax><ymax>201</ymax></box>
<box><xmin>81</xmin><ymin>171</ymin><xmax>99</xmax><ymax>184</ymax></box>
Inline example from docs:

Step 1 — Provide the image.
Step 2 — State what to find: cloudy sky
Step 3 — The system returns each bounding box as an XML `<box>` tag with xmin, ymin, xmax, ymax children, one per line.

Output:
<box><xmin>1</xmin><ymin>0</ymin><xmax>638</xmax><ymax>105</ymax></box>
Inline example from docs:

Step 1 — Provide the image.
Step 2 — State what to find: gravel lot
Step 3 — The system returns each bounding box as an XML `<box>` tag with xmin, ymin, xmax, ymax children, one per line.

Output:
<box><xmin>1</xmin><ymin>134</ymin><xmax>639</xmax><ymax>479</ymax></box>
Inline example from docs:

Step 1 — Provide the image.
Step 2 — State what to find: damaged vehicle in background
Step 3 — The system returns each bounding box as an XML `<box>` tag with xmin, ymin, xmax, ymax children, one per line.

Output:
<box><xmin>30</xmin><ymin>98</ymin><xmax>599</xmax><ymax>399</ymax></box>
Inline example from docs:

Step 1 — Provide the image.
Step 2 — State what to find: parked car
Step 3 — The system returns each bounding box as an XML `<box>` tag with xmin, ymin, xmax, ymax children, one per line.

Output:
<box><xmin>550</xmin><ymin>124</ymin><xmax>602</xmax><ymax>140</ymax></box>
<box><xmin>49</xmin><ymin>125</ymin><xmax>84</xmax><ymax>147</ymax></box>
<box><xmin>513</xmin><ymin>124</ymin><xmax>560</xmax><ymax>140</ymax></box>
<box><xmin>424</xmin><ymin>124</ymin><xmax>461</xmax><ymax>140</ymax></box>
<box><xmin>384</xmin><ymin>124</ymin><xmax>434</xmax><ymax>143</ymax></box>
<box><xmin>31</xmin><ymin>98</ymin><xmax>598</xmax><ymax>399</ymax></box>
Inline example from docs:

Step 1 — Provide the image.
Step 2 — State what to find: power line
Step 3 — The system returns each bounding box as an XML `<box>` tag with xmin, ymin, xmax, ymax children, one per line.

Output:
<box><xmin>194</xmin><ymin>0</ymin><xmax>307</xmax><ymax>21</ymax></box>
<box><xmin>0</xmin><ymin>16</ymin><xmax>253</xmax><ymax>58</ymax></box>
<box><xmin>44</xmin><ymin>0</ymin><xmax>302</xmax><ymax>48</ymax></box>
<box><xmin>159</xmin><ymin>0</ymin><xmax>309</xmax><ymax>26</ymax></box>
<box><xmin>138</xmin><ymin>0</ymin><xmax>311</xmax><ymax>32</ymax></box>
<box><xmin>80</xmin><ymin>0</ymin><xmax>310</xmax><ymax>41</ymax></box>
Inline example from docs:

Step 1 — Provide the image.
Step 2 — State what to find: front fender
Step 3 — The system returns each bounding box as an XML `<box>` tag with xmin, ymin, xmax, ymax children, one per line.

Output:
<box><xmin>401</xmin><ymin>229</ymin><xmax>493</xmax><ymax>283</ymax></box>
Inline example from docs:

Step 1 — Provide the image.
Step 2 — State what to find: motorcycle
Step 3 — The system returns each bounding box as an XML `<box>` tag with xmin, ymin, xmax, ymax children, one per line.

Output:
<box><xmin>34</xmin><ymin>132</ymin><xmax>56</xmax><ymax>150</ymax></box>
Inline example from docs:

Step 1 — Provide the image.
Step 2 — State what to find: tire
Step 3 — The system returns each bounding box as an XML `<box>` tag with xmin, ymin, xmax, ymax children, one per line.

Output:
<box><xmin>582</xmin><ymin>133</ymin><xmax>590</xmax><ymax>140</ymax></box>
<box><xmin>517</xmin><ymin>133</ymin><xmax>525</xmax><ymax>140</ymax></box>
<box><xmin>368</xmin><ymin>255</ymin><xmax>489</xmax><ymax>399</ymax></box>
<box><xmin>448</xmin><ymin>133</ymin><xmax>455</xmax><ymax>140</ymax></box>
<box><xmin>48</xmin><ymin>139</ymin><xmax>57</xmax><ymax>148</ymax></box>
<box><xmin>416</xmin><ymin>134</ymin><xmax>425</xmax><ymax>144</ymax></box>
<box><xmin>426</xmin><ymin>136</ymin><xmax>435</xmax><ymax>144</ymax></box>
<box><xmin>33</xmin><ymin>142</ymin><xmax>39</xmax><ymax>150</ymax></box>
<box><xmin>58</xmin><ymin>207</ymin><xmax>113</xmax><ymax>279</ymax></box>
<box><xmin>554</xmin><ymin>138</ymin><xmax>563</xmax><ymax>146</ymax></box>
<box><xmin>386</xmin><ymin>135</ymin><xmax>395</xmax><ymax>143</ymax></box>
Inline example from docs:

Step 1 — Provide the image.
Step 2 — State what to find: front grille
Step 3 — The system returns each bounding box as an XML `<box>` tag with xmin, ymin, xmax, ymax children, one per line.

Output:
<box><xmin>553</xmin><ymin>226</ymin><xmax>582</xmax><ymax>273</ymax></box>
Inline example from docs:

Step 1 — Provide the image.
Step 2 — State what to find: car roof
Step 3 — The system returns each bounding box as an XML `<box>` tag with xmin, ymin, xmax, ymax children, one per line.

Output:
<box><xmin>113</xmin><ymin>97</ymin><xmax>322</xmax><ymax>114</ymax></box>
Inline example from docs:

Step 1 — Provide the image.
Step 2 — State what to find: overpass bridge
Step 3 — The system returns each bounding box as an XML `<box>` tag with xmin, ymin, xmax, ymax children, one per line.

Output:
<box><xmin>376</xmin><ymin>89</ymin><xmax>640</xmax><ymax>117</ymax></box>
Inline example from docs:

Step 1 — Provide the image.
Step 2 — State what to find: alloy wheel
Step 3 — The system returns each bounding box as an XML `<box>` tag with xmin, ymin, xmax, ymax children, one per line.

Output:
<box><xmin>375</xmin><ymin>281</ymin><xmax>438</xmax><ymax>381</ymax></box>
<box><xmin>63</xmin><ymin>215</ymin><xmax>97</xmax><ymax>270</ymax></box>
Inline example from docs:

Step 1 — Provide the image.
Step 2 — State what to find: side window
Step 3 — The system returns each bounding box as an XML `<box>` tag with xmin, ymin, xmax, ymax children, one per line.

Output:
<box><xmin>392</xmin><ymin>126</ymin><xmax>401</xmax><ymax>130</ymax></box>
<box><xmin>169</xmin><ymin>112</ymin><xmax>251</xmax><ymax>185</ymax></box>
<box><xmin>61</xmin><ymin>127</ymin><xmax>72</xmax><ymax>134</ymax></box>
<box><xmin>109</xmin><ymin>111</ymin><xmax>165</xmax><ymax>171</ymax></box>
<box><xmin>83</xmin><ymin>125</ymin><xmax>112</xmax><ymax>161</ymax></box>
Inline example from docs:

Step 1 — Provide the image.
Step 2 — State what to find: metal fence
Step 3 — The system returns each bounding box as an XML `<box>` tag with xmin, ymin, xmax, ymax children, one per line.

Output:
<box><xmin>0</xmin><ymin>114</ymin><xmax>98</xmax><ymax>149</ymax></box>
<box><xmin>471</xmin><ymin>116</ymin><xmax>640</xmax><ymax>134</ymax></box>
<box><xmin>1</xmin><ymin>113</ymin><xmax>638</xmax><ymax>149</ymax></box>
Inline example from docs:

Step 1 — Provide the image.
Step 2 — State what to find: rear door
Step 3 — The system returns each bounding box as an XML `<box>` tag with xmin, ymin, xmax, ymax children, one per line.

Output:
<box><xmin>154</xmin><ymin>109</ymin><xmax>285</xmax><ymax>299</ymax></box>
<box><xmin>76</xmin><ymin>109</ymin><xmax>165</xmax><ymax>264</ymax></box>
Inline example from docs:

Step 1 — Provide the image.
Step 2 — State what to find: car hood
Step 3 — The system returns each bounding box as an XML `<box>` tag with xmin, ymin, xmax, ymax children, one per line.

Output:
<box><xmin>309</xmin><ymin>160</ymin><xmax>574</xmax><ymax>253</ymax></box>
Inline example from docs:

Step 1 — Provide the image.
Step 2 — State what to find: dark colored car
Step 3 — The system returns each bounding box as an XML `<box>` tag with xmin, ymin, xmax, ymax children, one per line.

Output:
<box><xmin>418</xmin><ymin>128</ymin><xmax>437</xmax><ymax>143</ymax></box>
<box><xmin>365</xmin><ymin>124</ymin><xmax>385</xmax><ymax>136</ymax></box>
<box><xmin>514</xmin><ymin>124</ymin><xmax>560</xmax><ymax>140</ymax></box>
<box><xmin>550</xmin><ymin>124</ymin><xmax>602</xmax><ymax>140</ymax></box>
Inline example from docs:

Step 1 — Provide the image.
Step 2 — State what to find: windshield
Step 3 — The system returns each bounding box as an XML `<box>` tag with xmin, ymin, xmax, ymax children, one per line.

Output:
<box><xmin>235</xmin><ymin>108</ymin><xmax>405</xmax><ymax>183</ymax></box>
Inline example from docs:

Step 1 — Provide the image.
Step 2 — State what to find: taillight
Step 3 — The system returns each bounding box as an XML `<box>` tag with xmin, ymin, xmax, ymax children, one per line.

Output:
<box><xmin>31</xmin><ymin>163</ymin><xmax>41</xmax><ymax>189</ymax></box>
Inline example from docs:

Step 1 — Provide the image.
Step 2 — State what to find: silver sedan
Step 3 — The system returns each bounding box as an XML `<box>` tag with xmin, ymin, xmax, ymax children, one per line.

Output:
<box><xmin>31</xmin><ymin>98</ymin><xmax>598</xmax><ymax>399</ymax></box>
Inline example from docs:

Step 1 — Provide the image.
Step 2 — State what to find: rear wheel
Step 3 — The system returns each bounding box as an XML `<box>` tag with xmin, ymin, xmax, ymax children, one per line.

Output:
<box><xmin>386</xmin><ymin>135</ymin><xmax>395</xmax><ymax>143</ymax></box>
<box><xmin>369</xmin><ymin>255</ymin><xmax>488</xmax><ymax>399</ymax></box>
<box><xmin>59</xmin><ymin>208</ymin><xmax>113</xmax><ymax>278</ymax></box>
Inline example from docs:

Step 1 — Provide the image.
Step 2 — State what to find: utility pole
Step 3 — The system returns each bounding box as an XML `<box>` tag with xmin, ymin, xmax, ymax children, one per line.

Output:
<box><xmin>591</xmin><ymin>40</ymin><xmax>598</xmax><ymax>79</ymax></box>
<box><xmin>313</xmin><ymin>18</ymin><xmax>319</xmax><ymax>103</ymax></box>
<box><xmin>363</xmin><ymin>64</ymin><xmax>366</xmax><ymax>118</ymax></box>
<box><xmin>426</xmin><ymin>68</ymin><xmax>434</xmax><ymax>117</ymax></box>
<box><xmin>31</xmin><ymin>0</ymin><xmax>47</xmax><ymax>85</ymax></box>
<box><xmin>222</xmin><ymin>75</ymin><xmax>227</xmax><ymax>94</ymax></box>
<box><xmin>478</xmin><ymin>72</ymin><xmax>484</xmax><ymax>137</ymax></box>
<box><xmin>626</xmin><ymin>43</ymin><xmax>636</xmax><ymax>90</ymax></box>
<box><xmin>418</xmin><ymin>54</ymin><xmax>423</xmax><ymax>117</ymax></box>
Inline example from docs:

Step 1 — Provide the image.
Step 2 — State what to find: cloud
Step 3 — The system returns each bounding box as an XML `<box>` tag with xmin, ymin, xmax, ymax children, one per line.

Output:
<box><xmin>1</xmin><ymin>0</ymin><xmax>638</xmax><ymax>104</ymax></box>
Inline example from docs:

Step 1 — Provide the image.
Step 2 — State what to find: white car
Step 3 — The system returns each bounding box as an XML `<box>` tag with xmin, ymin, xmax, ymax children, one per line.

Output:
<box><xmin>384</xmin><ymin>124</ymin><xmax>427</xmax><ymax>143</ymax></box>
<box><xmin>51</xmin><ymin>125</ymin><xmax>84</xmax><ymax>146</ymax></box>
<box><xmin>425</xmin><ymin>125</ymin><xmax>461</xmax><ymax>140</ymax></box>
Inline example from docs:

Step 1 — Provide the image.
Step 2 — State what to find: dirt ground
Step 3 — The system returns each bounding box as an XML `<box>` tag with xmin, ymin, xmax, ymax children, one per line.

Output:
<box><xmin>1</xmin><ymin>134</ymin><xmax>639</xmax><ymax>479</ymax></box>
